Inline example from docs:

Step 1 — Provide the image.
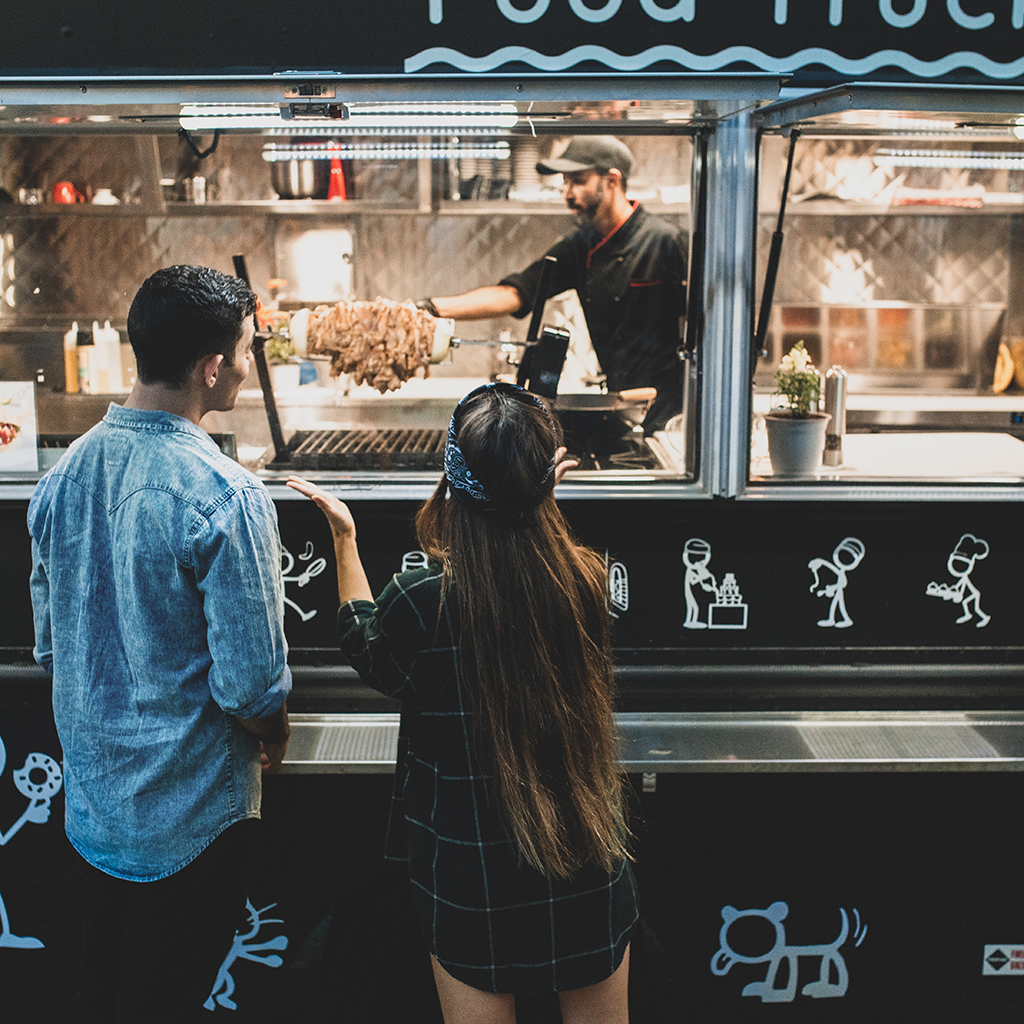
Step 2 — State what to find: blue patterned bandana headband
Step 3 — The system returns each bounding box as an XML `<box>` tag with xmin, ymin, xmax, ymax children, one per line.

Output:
<box><xmin>444</xmin><ymin>382</ymin><xmax>557</xmax><ymax>514</ymax></box>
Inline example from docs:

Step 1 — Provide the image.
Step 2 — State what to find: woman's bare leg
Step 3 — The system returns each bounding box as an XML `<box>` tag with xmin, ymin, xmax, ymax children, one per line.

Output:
<box><xmin>431</xmin><ymin>955</ymin><xmax>517</xmax><ymax>1024</ymax></box>
<box><xmin>558</xmin><ymin>943</ymin><xmax>630</xmax><ymax>1024</ymax></box>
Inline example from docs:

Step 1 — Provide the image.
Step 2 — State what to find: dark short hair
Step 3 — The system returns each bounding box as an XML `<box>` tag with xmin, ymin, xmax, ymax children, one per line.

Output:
<box><xmin>127</xmin><ymin>265</ymin><xmax>257</xmax><ymax>387</ymax></box>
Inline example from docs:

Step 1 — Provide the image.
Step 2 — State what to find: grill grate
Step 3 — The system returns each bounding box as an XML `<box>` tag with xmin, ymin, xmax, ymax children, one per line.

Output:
<box><xmin>271</xmin><ymin>428</ymin><xmax>447</xmax><ymax>470</ymax></box>
<box><xmin>269</xmin><ymin>427</ymin><xmax>665</xmax><ymax>471</ymax></box>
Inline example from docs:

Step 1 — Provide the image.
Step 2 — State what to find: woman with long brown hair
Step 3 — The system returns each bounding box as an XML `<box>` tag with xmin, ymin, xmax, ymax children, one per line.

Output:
<box><xmin>288</xmin><ymin>381</ymin><xmax>637</xmax><ymax>1023</ymax></box>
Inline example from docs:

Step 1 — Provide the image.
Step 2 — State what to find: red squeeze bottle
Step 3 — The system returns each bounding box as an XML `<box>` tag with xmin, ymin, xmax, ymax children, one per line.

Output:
<box><xmin>328</xmin><ymin>144</ymin><xmax>347</xmax><ymax>201</ymax></box>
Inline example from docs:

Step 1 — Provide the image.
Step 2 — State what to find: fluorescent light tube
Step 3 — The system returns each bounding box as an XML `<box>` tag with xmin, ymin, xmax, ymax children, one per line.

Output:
<box><xmin>874</xmin><ymin>149</ymin><xmax>1024</xmax><ymax>169</ymax></box>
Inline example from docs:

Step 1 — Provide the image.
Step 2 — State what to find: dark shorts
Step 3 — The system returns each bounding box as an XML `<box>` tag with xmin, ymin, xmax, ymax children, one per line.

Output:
<box><xmin>70</xmin><ymin>818</ymin><xmax>258</xmax><ymax>1024</ymax></box>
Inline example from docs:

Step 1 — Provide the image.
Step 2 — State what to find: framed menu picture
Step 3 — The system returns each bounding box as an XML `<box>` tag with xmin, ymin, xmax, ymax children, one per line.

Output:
<box><xmin>0</xmin><ymin>382</ymin><xmax>39</xmax><ymax>473</ymax></box>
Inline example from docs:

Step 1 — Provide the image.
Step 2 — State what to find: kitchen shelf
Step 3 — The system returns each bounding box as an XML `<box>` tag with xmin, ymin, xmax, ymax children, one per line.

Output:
<box><xmin>436</xmin><ymin>199</ymin><xmax>688</xmax><ymax>216</ymax></box>
<box><xmin>0</xmin><ymin>199</ymin><xmax>690</xmax><ymax>219</ymax></box>
<box><xmin>8</xmin><ymin>200</ymin><xmax>976</xmax><ymax>220</ymax></box>
<box><xmin>162</xmin><ymin>200</ymin><xmax>433</xmax><ymax>216</ymax></box>
<box><xmin>0</xmin><ymin>200</ymin><xmax>426</xmax><ymax>217</ymax></box>
<box><xmin>0</xmin><ymin>203</ymin><xmax>163</xmax><ymax>217</ymax></box>
<box><xmin>761</xmin><ymin>200</ymin><xmax>1024</xmax><ymax>217</ymax></box>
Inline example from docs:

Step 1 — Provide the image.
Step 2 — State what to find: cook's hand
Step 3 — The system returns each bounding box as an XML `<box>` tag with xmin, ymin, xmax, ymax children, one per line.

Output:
<box><xmin>286</xmin><ymin>476</ymin><xmax>356</xmax><ymax>540</ymax></box>
<box><xmin>554</xmin><ymin>447</ymin><xmax>578</xmax><ymax>486</ymax></box>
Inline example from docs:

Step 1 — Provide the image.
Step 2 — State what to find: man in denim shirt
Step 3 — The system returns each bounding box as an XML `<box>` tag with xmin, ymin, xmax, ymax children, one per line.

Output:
<box><xmin>28</xmin><ymin>265</ymin><xmax>291</xmax><ymax>1023</ymax></box>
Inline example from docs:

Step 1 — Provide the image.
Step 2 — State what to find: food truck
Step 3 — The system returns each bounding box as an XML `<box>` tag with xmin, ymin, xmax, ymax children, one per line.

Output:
<box><xmin>1</xmin><ymin>3</ymin><xmax>1023</xmax><ymax>1019</ymax></box>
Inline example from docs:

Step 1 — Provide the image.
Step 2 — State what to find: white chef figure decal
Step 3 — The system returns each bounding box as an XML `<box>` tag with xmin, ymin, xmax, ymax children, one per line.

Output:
<box><xmin>682</xmin><ymin>539</ymin><xmax>749</xmax><ymax>630</ymax></box>
<box><xmin>711</xmin><ymin>902</ymin><xmax>867</xmax><ymax>1003</ymax></box>
<box><xmin>205</xmin><ymin>900</ymin><xmax>288</xmax><ymax>1012</ymax></box>
<box><xmin>808</xmin><ymin>537</ymin><xmax>865</xmax><ymax>629</ymax></box>
<box><xmin>926</xmin><ymin>533</ymin><xmax>990</xmax><ymax>628</ymax></box>
<box><xmin>0</xmin><ymin>733</ymin><xmax>63</xmax><ymax>949</ymax></box>
<box><xmin>281</xmin><ymin>541</ymin><xmax>327</xmax><ymax>622</ymax></box>
<box><xmin>682</xmin><ymin>538</ymin><xmax>716</xmax><ymax>629</ymax></box>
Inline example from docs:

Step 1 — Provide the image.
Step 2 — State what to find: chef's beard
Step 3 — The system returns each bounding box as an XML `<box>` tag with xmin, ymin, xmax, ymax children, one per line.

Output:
<box><xmin>567</xmin><ymin>178</ymin><xmax>605</xmax><ymax>225</ymax></box>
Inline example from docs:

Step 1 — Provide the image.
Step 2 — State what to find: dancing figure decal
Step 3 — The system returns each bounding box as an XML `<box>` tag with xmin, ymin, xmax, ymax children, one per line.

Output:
<box><xmin>0</xmin><ymin>734</ymin><xmax>63</xmax><ymax>948</ymax></box>
<box><xmin>926</xmin><ymin>533</ymin><xmax>990</xmax><ymax>628</ymax></box>
<box><xmin>808</xmin><ymin>537</ymin><xmax>865</xmax><ymax>628</ymax></box>
<box><xmin>205</xmin><ymin>900</ymin><xmax>289</xmax><ymax>1012</ymax></box>
<box><xmin>281</xmin><ymin>541</ymin><xmax>327</xmax><ymax>622</ymax></box>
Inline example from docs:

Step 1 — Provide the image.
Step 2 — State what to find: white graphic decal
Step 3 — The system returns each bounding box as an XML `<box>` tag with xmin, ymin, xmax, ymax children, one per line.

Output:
<box><xmin>808</xmin><ymin>537</ymin><xmax>865</xmax><ymax>629</ymax></box>
<box><xmin>605</xmin><ymin>552</ymin><xmax>629</xmax><ymax>617</ymax></box>
<box><xmin>425</xmin><ymin>0</ymin><xmax>1022</xmax><ymax>31</ymax></box>
<box><xmin>982</xmin><ymin>944</ymin><xmax>1024</xmax><ymax>975</ymax></box>
<box><xmin>205</xmin><ymin>900</ymin><xmax>289</xmax><ymax>1012</ymax></box>
<box><xmin>281</xmin><ymin>542</ymin><xmax>327</xmax><ymax>622</ymax></box>
<box><xmin>709</xmin><ymin>573</ymin><xmax>748</xmax><ymax>630</ymax></box>
<box><xmin>682</xmin><ymin>539</ymin><xmax>749</xmax><ymax>630</ymax></box>
<box><xmin>405</xmin><ymin>44</ymin><xmax>1024</xmax><ymax>81</ymax></box>
<box><xmin>0</xmin><ymin>735</ymin><xmax>63</xmax><ymax>949</ymax></box>
<box><xmin>401</xmin><ymin>550</ymin><xmax>430</xmax><ymax>572</ymax></box>
<box><xmin>682</xmin><ymin>538</ymin><xmax>715</xmax><ymax>629</ymax></box>
<box><xmin>926</xmin><ymin>533</ymin><xmax>990</xmax><ymax>628</ymax></box>
<box><xmin>711</xmin><ymin>902</ymin><xmax>867</xmax><ymax>1002</ymax></box>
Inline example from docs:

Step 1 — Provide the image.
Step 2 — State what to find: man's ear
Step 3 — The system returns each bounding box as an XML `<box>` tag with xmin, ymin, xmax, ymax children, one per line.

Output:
<box><xmin>197</xmin><ymin>352</ymin><xmax>224</xmax><ymax>389</ymax></box>
<box><xmin>605</xmin><ymin>167</ymin><xmax>625</xmax><ymax>192</ymax></box>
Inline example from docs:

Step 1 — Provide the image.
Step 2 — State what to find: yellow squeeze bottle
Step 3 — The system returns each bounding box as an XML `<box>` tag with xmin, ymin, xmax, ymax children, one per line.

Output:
<box><xmin>64</xmin><ymin>321</ymin><xmax>79</xmax><ymax>393</ymax></box>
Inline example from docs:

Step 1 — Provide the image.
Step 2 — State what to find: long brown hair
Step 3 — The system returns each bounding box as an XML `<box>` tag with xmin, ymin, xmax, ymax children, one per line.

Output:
<box><xmin>416</xmin><ymin>386</ymin><xmax>628</xmax><ymax>879</ymax></box>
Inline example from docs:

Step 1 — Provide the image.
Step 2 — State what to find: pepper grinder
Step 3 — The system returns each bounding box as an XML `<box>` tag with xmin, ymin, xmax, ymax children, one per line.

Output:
<box><xmin>823</xmin><ymin>365</ymin><xmax>847</xmax><ymax>467</ymax></box>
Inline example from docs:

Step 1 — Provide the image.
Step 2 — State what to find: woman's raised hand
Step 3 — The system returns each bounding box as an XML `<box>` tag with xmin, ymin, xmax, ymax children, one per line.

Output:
<box><xmin>286</xmin><ymin>476</ymin><xmax>357</xmax><ymax>539</ymax></box>
<box><xmin>286</xmin><ymin>476</ymin><xmax>373</xmax><ymax>604</ymax></box>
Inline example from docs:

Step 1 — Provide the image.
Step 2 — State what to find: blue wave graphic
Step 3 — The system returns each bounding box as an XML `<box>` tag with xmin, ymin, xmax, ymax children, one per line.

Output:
<box><xmin>404</xmin><ymin>44</ymin><xmax>1024</xmax><ymax>79</ymax></box>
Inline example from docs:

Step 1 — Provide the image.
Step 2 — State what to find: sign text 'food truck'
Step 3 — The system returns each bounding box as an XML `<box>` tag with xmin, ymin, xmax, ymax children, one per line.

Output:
<box><xmin>427</xmin><ymin>0</ymin><xmax>1024</xmax><ymax>30</ymax></box>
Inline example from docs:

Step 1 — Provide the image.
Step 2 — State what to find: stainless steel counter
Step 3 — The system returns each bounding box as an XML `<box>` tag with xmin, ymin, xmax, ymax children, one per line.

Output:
<box><xmin>280</xmin><ymin>710</ymin><xmax>1024</xmax><ymax>774</ymax></box>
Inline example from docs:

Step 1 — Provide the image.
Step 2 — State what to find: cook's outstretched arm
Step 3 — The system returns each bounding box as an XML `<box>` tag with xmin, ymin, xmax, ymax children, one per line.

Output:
<box><xmin>427</xmin><ymin>285</ymin><xmax>524</xmax><ymax>321</ymax></box>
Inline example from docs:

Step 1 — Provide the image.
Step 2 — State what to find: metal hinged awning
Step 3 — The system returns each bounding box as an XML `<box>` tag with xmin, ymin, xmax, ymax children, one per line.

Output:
<box><xmin>754</xmin><ymin>82</ymin><xmax>1024</xmax><ymax>138</ymax></box>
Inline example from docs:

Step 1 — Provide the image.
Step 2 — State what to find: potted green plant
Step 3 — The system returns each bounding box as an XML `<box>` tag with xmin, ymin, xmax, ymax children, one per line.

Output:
<box><xmin>265</xmin><ymin>334</ymin><xmax>301</xmax><ymax>390</ymax></box>
<box><xmin>764</xmin><ymin>341</ymin><xmax>831</xmax><ymax>475</ymax></box>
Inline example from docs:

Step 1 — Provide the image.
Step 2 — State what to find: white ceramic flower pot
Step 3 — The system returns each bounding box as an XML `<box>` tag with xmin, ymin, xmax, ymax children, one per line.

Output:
<box><xmin>764</xmin><ymin>411</ymin><xmax>831</xmax><ymax>475</ymax></box>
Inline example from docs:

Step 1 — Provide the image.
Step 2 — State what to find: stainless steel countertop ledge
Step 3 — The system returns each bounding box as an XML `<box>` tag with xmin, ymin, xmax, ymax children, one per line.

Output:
<box><xmin>278</xmin><ymin>710</ymin><xmax>1024</xmax><ymax>774</ymax></box>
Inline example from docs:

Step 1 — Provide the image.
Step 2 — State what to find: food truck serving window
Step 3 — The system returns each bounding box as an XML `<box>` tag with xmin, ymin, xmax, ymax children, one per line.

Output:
<box><xmin>748</xmin><ymin>87</ymin><xmax>1024</xmax><ymax>490</ymax></box>
<box><xmin>0</xmin><ymin>105</ymin><xmax>700</xmax><ymax>491</ymax></box>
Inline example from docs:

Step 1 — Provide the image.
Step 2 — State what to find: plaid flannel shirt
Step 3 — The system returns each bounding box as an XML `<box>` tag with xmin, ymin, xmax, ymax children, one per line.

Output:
<box><xmin>337</xmin><ymin>566</ymin><xmax>638</xmax><ymax>994</ymax></box>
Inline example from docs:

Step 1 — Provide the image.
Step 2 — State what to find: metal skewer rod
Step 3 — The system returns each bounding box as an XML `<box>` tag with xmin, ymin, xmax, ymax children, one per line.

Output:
<box><xmin>232</xmin><ymin>254</ymin><xmax>290</xmax><ymax>464</ymax></box>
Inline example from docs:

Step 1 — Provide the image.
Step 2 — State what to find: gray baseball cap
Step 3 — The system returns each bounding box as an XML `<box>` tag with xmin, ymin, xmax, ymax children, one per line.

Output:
<box><xmin>536</xmin><ymin>136</ymin><xmax>634</xmax><ymax>178</ymax></box>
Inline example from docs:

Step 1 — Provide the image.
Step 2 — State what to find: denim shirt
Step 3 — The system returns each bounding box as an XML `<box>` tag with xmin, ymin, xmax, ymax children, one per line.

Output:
<box><xmin>28</xmin><ymin>404</ymin><xmax>291</xmax><ymax>881</ymax></box>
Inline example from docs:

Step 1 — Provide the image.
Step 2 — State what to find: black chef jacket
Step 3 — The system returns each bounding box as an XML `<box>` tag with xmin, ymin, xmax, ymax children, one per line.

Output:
<box><xmin>501</xmin><ymin>202</ymin><xmax>687</xmax><ymax>432</ymax></box>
